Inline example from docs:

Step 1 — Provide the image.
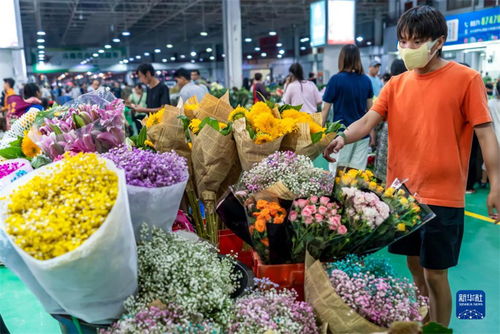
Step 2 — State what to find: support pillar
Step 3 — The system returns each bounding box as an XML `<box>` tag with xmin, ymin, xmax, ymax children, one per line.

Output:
<box><xmin>222</xmin><ymin>0</ymin><xmax>242</xmax><ymax>88</ymax></box>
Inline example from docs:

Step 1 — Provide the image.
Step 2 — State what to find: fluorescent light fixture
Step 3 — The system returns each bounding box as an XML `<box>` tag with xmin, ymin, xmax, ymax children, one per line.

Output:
<box><xmin>269</xmin><ymin>31</ymin><xmax>277</xmax><ymax>36</ymax></box>
<box><xmin>122</xmin><ymin>31</ymin><xmax>131</xmax><ymax>36</ymax></box>
<box><xmin>144</xmin><ymin>52</ymin><xmax>150</xmax><ymax>56</ymax></box>
<box><xmin>180</xmin><ymin>54</ymin><xmax>186</xmax><ymax>59</ymax></box>
<box><xmin>170</xmin><ymin>56</ymin><xmax>176</xmax><ymax>61</ymax></box>
<box><xmin>37</xmin><ymin>31</ymin><xmax>46</xmax><ymax>36</ymax></box>
<box><xmin>300</xmin><ymin>46</ymin><xmax>306</xmax><ymax>50</ymax></box>
<box><xmin>37</xmin><ymin>45</ymin><xmax>45</xmax><ymax>49</ymax></box>
<box><xmin>104</xmin><ymin>44</ymin><xmax>111</xmax><ymax>49</ymax></box>
<box><xmin>123</xmin><ymin>59</ymin><xmax>129</xmax><ymax>63</ymax></box>
<box><xmin>162</xmin><ymin>58</ymin><xmax>167</xmax><ymax>62</ymax></box>
<box><xmin>206</xmin><ymin>47</ymin><xmax>213</xmax><ymax>52</ymax></box>
<box><xmin>98</xmin><ymin>49</ymin><xmax>104</xmax><ymax>53</ymax></box>
<box><xmin>112</xmin><ymin>38</ymin><xmax>120</xmax><ymax>43</ymax></box>
<box><xmin>200</xmin><ymin>31</ymin><xmax>208</xmax><ymax>36</ymax></box>
<box><xmin>356</xmin><ymin>36</ymin><xmax>363</xmax><ymax>42</ymax></box>
<box><xmin>154</xmin><ymin>49</ymin><xmax>161</xmax><ymax>53</ymax></box>
<box><xmin>38</xmin><ymin>50</ymin><xmax>45</xmax><ymax>54</ymax></box>
<box><xmin>276</xmin><ymin>43</ymin><xmax>282</xmax><ymax>47</ymax></box>
<box><xmin>119</xmin><ymin>61</ymin><xmax>123</xmax><ymax>64</ymax></box>
<box><xmin>279</xmin><ymin>49</ymin><xmax>285</xmax><ymax>55</ymax></box>
<box><xmin>93</xmin><ymin>53</ymin><xmax>99</xmax><ymax>57</ymax></box>
<box><xmin>135</xmin><ymin>55</ymin><xmax>141</xmax><ymax>59</ymax></box>
<box><xmin>209</xmin><ymin>55</ymin><xmax>215</xmax><ymax>60</ymax></box>
<box><xmin>244</xmin><ymin>38</ymin><xmax>252</xmax><ymax>43</ymax></box>
<box><xmin>37</xmin><ymin>39</ymin><xmax>45</xmax><ymax>43</ymax></box>
<box><xmin>190</xmin><ymin>51</ymin><xmax>197</xmax><ymax>57</ymax></box>
<box><xmin>247</xmin><ymin>55</ymin><xmax>252</xmax><ymax>59</ymax></box>
<box><xmin>300</xmin><ymin>37</ymin><xmax>310</xmax><ymax>43</ymax></box>
<box><xmin>129</xmin><ymin>57</ymin><xmax>134</xmax><ymax>61</ymax></box>
<box><xmin>261</xmin><ymin>52</ymin><xmax>267</xmax><ymax>57</ymax></box>
<box><xmin>191</xmin><ymin>59</ymin><xmax>195</xmax><ymax>63</ymax></box>
<box><xmin>222</xmin><ymin>54</ymin><xmax>225</xmax><ymax>58</ymax></box>
<box><xmin>367</xmin><ymin>41</ymin><xmax>372</xmax><ymax>45</ymax></box>
<box><xmin>277</xmin><ymin>54</ymin><xmax>283</xmax><ymax>58</ymax></box>
<box><xmin>254</xmin><ymin>47</ymin><xmax>260</xmax><ymax>51</ymax></box>
<box><xmin>166</xmin><ymin>44</ymin><xmax>173</xmax><ymax>48</ymax></box>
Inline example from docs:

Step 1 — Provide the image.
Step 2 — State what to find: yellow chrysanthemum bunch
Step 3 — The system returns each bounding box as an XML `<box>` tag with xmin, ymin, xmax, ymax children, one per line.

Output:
<box><xmin>144</xmin><ymin>106</ymin><xmax>166</xmax><ymax>128</ymax></box>
<box><xmin>5</xmin><ymin>153</ymin><xmax>118</xmax><ymax>260</ymax></box>
<box><xmin>281</xmin><ymin>108</ymin><xmax>325</xmax><ymax>134</ymax></box>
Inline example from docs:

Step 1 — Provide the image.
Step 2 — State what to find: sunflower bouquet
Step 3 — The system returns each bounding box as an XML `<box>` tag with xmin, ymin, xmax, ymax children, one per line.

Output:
<box><xmin>279</xmin><ymin>107</ymin><xmax>344</xmax><ymax>160</ymax></box>
<box><xmin>230</xmin><ymin>102</ymin><xmax>297</xmax><ymax>170</ymax></box>
<box><xmin>183</xmin><ymin>96</ymin><xmax>200</xmax><ymax>119</ymax></box>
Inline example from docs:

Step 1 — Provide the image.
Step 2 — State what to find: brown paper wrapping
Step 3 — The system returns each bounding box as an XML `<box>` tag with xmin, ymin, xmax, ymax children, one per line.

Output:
<box><xmin>304</xmin><ymin>252</ymin><xmax>385</xmax><ymax>334</ymax></box>
<box><xmin>197</xmin><ymin>93</ymin><xmax>233</xmax><ymax>122</ymax></box>
<box><xmin>233</xmin><ymin>117</ymin><xmax>283</xmax><ymax>171</ymax></box>
<box><xmin>255</xmin><ymin>181</ymin><xmax>297</xmax><ymax>201</ymax></box>
<box><xmin>184</xmin><ymin>96</ymin><xmax>200</xmax><ymax>119</ymax></box>
<box><xmin>280</xmin><ymin>113</ymin><xmax>336</xmax><ymax>160</ymax></box>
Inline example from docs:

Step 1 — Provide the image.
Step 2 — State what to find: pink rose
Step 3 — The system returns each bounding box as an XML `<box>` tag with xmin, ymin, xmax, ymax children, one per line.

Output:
<box><xmin>320</xmin><ymin>196</ymin><xmax>330</xmax><ymax>206</ymax></box>
<box><xmin>330</xmin><ymin>209</ymin><xmax>337</xmax><ymax>215</ymax></box>
<box><xmin>329</xmin><ymin>215</ymin><xmax>341</xmax><ymax>227</ymax></box>
<box><xmin>301</xmin><ymin>207</ymin><xmax>312</xmax><ymax>217</ymax></box>
<box><xmin>305</xmin><ymin>205</ymin><xmax>317</xmax><ymax>214</ymax></box>
<box><xmin>329</xmin><ymin>223</ymin><xmax>337</xmax><ymax>231</ymax></box>
<box><xmin>327</xmin><ymin>203</ymin><xmax>334</xmax><ymax>209</ymax></box>
<box><xmin>337</xmin><ymin>225</ymin><xmax>348</xmax><ymax>235</ymax></box>
<box><xmin>289</xmin><ymin>210</ymin><xmax>298</xmax><ymax>222</ymax></box>
<box><xmin>315</xmin><ymin>213</ymin><xmax>324</xmax><ymax>222</ymax></box>
<box><xmin>297</xmin><ymin>199</ymin><xmax>308</xmax><ymax>208</ymax></box>
<box><xmin>305</xmin><ymin>217</ymin><xmax>314</xmax><ymax>225</ymax></box>
<box><xmin>318</xmin><ymin>206</ymin><xmax>328</xmax><ymax>215</ymax></box>
<box><xmin>310</xmin><ymin>196</ymin><xmax>319</xmax><ymax>204</ymax></box>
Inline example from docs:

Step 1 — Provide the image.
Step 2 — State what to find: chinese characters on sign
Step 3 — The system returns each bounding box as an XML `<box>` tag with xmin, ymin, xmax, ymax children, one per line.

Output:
<box><xmin>445</xmin><ymin>7</ymin><xmax>500</xmax><ymax>45</ymax></box>
<box><xmin>456</xmin><ymin>290</ymin><xmax>486</xmax><ymax>320</ymax></box>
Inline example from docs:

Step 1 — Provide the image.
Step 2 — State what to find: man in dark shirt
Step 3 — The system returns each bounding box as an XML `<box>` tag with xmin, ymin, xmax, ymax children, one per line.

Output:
<box><xmin>132</xmin><ymin>63</ymin><xmax>170</xmax><ymax>114</ymax></box>
<box><xmin>252</xmin><ymin>72</ymin><xmax>270</xmax><ymax>102</ymax></box>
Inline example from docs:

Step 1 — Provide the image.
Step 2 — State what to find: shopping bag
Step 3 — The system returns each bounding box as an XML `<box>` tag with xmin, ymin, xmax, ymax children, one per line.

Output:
<box><xmin>127</xmin><ymin>180</ymin><xmax>188</xmax><ymax>240</ymax></box>
<box><xmin>0</xmin><ymin>158</ymin><xmax>137</xmax><ymax>324</ymax></box>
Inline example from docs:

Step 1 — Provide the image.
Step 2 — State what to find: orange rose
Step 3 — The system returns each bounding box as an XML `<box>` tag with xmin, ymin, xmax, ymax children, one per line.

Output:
<box><xmin>256</xmin><ymin>200</ymin><xmax>268</xmax><ymax>210</ymax></box>
<box><xmin>255</xmin><ymin>219</ymin><xmax>266</xmax><ymax>233</ymax></box>
<box><xmin>274</xmin><ymin>215</ymin><xmax>285</xmax><ymax>224</ymax></box>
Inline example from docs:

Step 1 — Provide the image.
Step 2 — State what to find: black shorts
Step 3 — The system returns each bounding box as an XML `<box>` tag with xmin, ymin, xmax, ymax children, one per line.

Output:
<box><xmin>388</xmin><ymin>205</ymin><xmax>464</xmax><ymax>270</ymax></box>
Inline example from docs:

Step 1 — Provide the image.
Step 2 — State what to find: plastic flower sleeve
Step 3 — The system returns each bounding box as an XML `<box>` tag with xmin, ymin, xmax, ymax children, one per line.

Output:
<box><xmin>62</xmin><ymin>87</ymin><xmax>117</xmax><ymax>110</ymax></box>
<box><xmin>0</xmin><ymin>158</ymin><xmax>137</xmax><ymax>324</ymax></box>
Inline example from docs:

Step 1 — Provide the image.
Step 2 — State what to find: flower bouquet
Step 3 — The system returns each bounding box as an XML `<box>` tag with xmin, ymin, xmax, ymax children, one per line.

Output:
<box><xmin>35</xmin><ymin>98</ymin><xmax>125</xmax><ymax>160</ymax></box>
<box><xmin>279</xmin><ymin>107</ymin><xmax>344</xmax><ymax>160</ymax></box>
<box><xmin>0</xmin><ymin>153</ymin><xmax>137</xmax><ymax>323</ymax></box>
<box><xmin>102</xmin><ymin>145</ymin><xmax>189</xmax><ymax>240</ymax></box>
<box><xmin>305</xmin><ymin>253</ymin><xmax>427</xmax><ymax>333</ymax></box>
<box><xmin>230</xmin><ymin>102</ymin><xmax>296</xmax><ymax>170</ymax></box>
<box><xmin>183</xmin><ymin>95</ymin><xmax>200</xmax><ymax>119</ymax></box>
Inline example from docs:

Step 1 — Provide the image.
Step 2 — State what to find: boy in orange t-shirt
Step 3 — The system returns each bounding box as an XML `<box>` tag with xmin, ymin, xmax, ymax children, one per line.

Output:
<box><xmin>324</xmin><ymin>6</ymin><xmax>500</xmax><ymax>327</ymax></box>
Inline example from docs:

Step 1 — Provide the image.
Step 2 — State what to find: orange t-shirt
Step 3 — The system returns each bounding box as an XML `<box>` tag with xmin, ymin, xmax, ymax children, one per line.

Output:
<box><xmin>372</xmin><ymin>61</ymin><xmax>491</xmax><ymax>208</ymax></box>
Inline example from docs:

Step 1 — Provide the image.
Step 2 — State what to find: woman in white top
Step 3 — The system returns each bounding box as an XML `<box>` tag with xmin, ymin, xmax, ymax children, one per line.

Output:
<box><xmin>282</xmin><ymin>63</ymin><xmax>322</xmax><ymax>114</ymax></box>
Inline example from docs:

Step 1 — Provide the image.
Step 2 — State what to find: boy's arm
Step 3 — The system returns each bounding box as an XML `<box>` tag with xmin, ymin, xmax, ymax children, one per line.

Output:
<box><xmin>475</xmin><ymin>123</ymin><xmax>500</xmax><ymax>221</ymax></box>
<box><xmin>323</xmin><ymin>110</ymin><xmax>383</xmax><ymax>162</ymax></box>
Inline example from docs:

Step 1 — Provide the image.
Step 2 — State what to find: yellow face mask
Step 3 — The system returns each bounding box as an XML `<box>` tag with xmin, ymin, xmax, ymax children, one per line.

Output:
<box><xmin>397</xmin><ymin>39</ymin><xmax>439</xmax><ymax>71</ymax></box>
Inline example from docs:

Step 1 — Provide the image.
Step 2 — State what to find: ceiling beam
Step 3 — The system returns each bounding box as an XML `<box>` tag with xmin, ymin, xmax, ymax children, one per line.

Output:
<box><xmin>60</xmin><ymin>0</ymin><xmax>81</xmax><ymax>44</ymax></box>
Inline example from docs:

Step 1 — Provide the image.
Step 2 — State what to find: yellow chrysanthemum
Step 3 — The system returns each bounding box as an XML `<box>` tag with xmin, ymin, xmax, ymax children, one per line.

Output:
<box><xmin>144</xmin><ymin>107</ymin><xmax>165</xmax><ymax>128</ymax></box>
<box><xmin>368</xmin><ymin>181</ymin><xmax>378</xmax><ymax>191</ymax></box>
<box><xmin>384</xmin><ymin>187</ymin><xmax>396</xmax><ymax>198</ymax></box>
<box><xmin>21</xmin><ymin>132</ymin><xmax>40</xmax><ymax>158</ymax></box>
<box><xmin>347</xmin><ymin>169</ymin><xmax>359</xmax><ymax>179</ymax></box>
<box><xmin>397</xmin><ymin>223</ymin><xmax>406</xmax><ymax>232</ymax></box>
<box><xmin>255</xmin><ymin>133</ymin><xmax>274</xmax><ymax>145</ymax></box>
<box><xmin>189</xmin><ymin>118</ymin><xmax>202</xmax><ymax>134</ymax></box>
<box><xmin>228</xmin><ymin>106</ymin><xmax>248</xmax><ymax>122</ymax></box>
<box><xmin>144</xmin><ymin>140</ymin><xmax>155</xmax><ymax>148</ymax></box>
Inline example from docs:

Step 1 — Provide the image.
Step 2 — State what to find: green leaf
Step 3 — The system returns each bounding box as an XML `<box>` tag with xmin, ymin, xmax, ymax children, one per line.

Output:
<box><xmin>177</xmin><ymin>115</ymin><xmax>191</xmax><ymax>131</ymax></box>
<box><xmin>49</xmin><ymin>124</ymin><xmax>63</xmax><ymax>135</ymax></box>
<box><xmin>246</xmin><ymin>123</ymin><xmax>256</xmax><ymax>140</ymax></box>
<box><xmin>136</xmin><ymin>126</ymin><xmax>147</xmax><ymax>146</ymax></box>
<box><xmin>325</xmin><ymin>121</ymin><xmax>345</xmax><ymax>135</ymax></box>
<box><xmin>0</xmin><ymin>145</ymin><xmax>23</xmax><ymax>159</ymax></box>
<box><xmin>422</xmin><ymin>322</ymin><xmax>453</xmax><ymax>334</ymax></box>
<box><xmin>73</xmin><ymin>114</ymin><xmax>86</xmax><ymax>129</ymax></box>
<box><xmin>311</xmin><ymin>131</ymin><xmax>325</xmax><ymax>144</ymax></box>
<box><xmin>199</xmin><ymin>117</ymin><xmax>221</xmax><ymax>132</ymax></box>
<box><xmin>220</xmin><ymin>122</ymin><xmax>233</xmax><ymax>136</ymax></box>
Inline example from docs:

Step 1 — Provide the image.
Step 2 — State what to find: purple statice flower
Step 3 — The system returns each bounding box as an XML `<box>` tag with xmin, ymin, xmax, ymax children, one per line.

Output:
<box><xmin>0</xmin><ymin>161</ymin><xmax>24</xmax><ymax>179</ymax></box>
<box><xmin>103</xmin><ymin>145</ymin><xmax>188</xmax><ymax>188</ymax></box>
<box><xmin>230</xmin><ymin>286</ymin><xmax>319</xmax><ymax>334</ymax></box>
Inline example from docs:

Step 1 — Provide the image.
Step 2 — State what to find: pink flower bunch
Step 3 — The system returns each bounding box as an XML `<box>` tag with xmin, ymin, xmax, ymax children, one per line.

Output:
<box><xmin>341</xmin><ymin>187</ymin><xmax>390</xmax><ymax>229</ymax></box>
<box><xmin>330</xmin><ymin>269</ymin><xmax>427</xmax><ymax>327</ymax></box>
<box><xmin>290</xmin><ymin>196</ymin><xmax>346</xmax><ymax>234</ymax></box>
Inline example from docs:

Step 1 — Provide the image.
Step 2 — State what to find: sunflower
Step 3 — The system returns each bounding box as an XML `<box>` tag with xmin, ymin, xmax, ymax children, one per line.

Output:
<box><xmin>252</xmin><ymin>112</ymin><xmax>279</xmax><ymax>133</ymax></box>
<box><xmin>254</xmin><ymin>133</ymin><xmax>274</xmax><ymax>145</ymax></box>
<box><xmin>228</xmin><ymin>106</ymin><xmax>248</xmax><ymax>121</ymax></box>
<box><xmin>144</xmin><ymin>107</ymin><xmax>165</xmax><ymax>128</ymax></box>
<box><xmin>21</xmin><ymin>133</ymin><xmax>41</xmax><ymax>158</ymax></box>
<box><xmin>278</xmin><ymin>118</ymin><xmax>298</xmax><ymax>135</ymax></box>
<box><xmin>247</xmin><ymin>102</ymin><xmax>272</xmax><ymax>124</ymax></box>
<box><xmin>189</xmin><ymin>118</ymin><xmax>202</xmax><ymax>134</ymax></box>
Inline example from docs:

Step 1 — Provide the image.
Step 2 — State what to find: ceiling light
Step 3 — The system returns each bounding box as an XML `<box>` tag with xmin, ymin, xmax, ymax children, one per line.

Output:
<box><xmin>162</xmin><ymin>58</ymin><xmax>167</xmax><ymax>63</ymax></box>
<box><xmin>37</xmin><ymin>39</ymin><xmax>45</xmax><ymax>43</ymax></box>
<box><xmin>277</xmin><ymin>54</ymin><xmax>283</xmax><ymax>58</ymax></box>
<box><xmin>136</xmin><ymin>55</ymin><xmax>141</xmax><ymax>59</ymax></box>
<box><xmin>254</xmin><ymin>47</ymin><xmax>260</xmax><ymax>51</ymax></box>
<box><xmin>38</xmin><ymin>50</ymin><xmax>45</xmax><ymax>54</ymax></box>
<box><xmin>300</xmin><ymin>37</ymin><xmax>310</xmax><ymax>43</ymax></box>
<box><xmin>190</xmin><ymin>51</ymin><xmax>197</xmax><ymax>57</ymax></box>
<box><xmin>222</xmin><ymin>54</ymin><xmax>225</xmax><ymax>58</ymax></box>
<box><xmin>112</xmin><ymin>38</ymin><xmax>120</xmax><ymax>43</ymax></box>
<box><xmin>104</xmin><ymin>44</ymin><xmax>111</xmax><ymax>49</ymax></box>
<box><xmin>154</xmin><ymin>49</ymin><xmax>161</xmax><ymax>53</ymax></box>
<box><xmin>300</xmin><ymin>46</ymin><xmax>306</xmax><ymax>51</ymax></box>
<box><xmin>261</xmin><ymin>52</ymin><xmax>267</xmax><ymax>57</ymax></box>
<box><xmin>123</xmin><ymin>59</ymin><xmax>129</xmax><ymax>64</ymax></box>
<box><xmin>367</xmin><ymin>41</ymin><xmax>372</xmax><ymax>45</ymax></box>
<box><xmin>37</xmin><ymin>31</ymin><xmax>46</xmax><ymax>36</ymax></box>
<box><xmin>93</xmin><ymin>53</ymin><xmax>99</xmax><ymax>57</ymax></box>
<box><xmin>129</xmin><ymin>57</ymin><xmax>134</xmax><ymax>61</ymax></box>
<box><xmin>209</xmin><ymin>55</ymin><xmax>215</xmax><ymax>60</ymax></box>
<box><xmin>122</xmin><ymin>31</ymin><xmax>131</xmax><ymax>36</ymax></box>
<box><xmin>276</xmin><ymin>43</ymin><xmax>282</xmax><ymax>47</ymax></box>
<box><xmin>86</xmin><ymin>71</ymin><xmax>92</xmax><ymax>75</ymax></box>
<box><xmin>200</xmin><ymin>31</ymin><xmax>208</xmax><ymax>36</ymax></box>
<box><xmin>206</xmin><ymin>47</ymin><xmax>213</xmax><ymax>52</ymax></box>
<box><xmin>247</xmin><ymin>55</ymin><xmax>252</xmax><ymax>59</ymax></box>
<box><xmin>269</xmin><ymin>31</ymin><xmax>277</xmax><ymax>36</ymax></box>
<box><xmin>98</xmin><ymin>49</ymin><xmax>104</xmax><ymax>53</ymax></box>
<box><xmin>199</xmin><ymin>58</ymin><xmax>204</xmax><ymax>62</ymax></box>
<box><xmin>244</xmin><ymin>38</ymin><xmax>252</xmax><ymax>43</ymax></box>
<box><xmin>37</xmin><ymin>45</ymin><xmax>45</xmax><ymax>49</ymax></box>
<box><xmin>356</xmin><ymin>36</ymin><xmax>363</xmax><ymax>42</ymax></box>
<box><xmin>191</xmin><ymin>59</ymin><xmax>195</xmax><ymax>63</ymax></box>
<box><xmin>180</xmin><ymin>54</ymin><xmax>186</xmax><ymax>59</ymax></box>
<box><xmin>166</xmin><ymin>44</ymin><xmax>173</xmax><ymax>48</ymax></box>
<box><xmin>156</xmin><ymin>71</ymin><xmax>161</xmax><ymax>75</ymax></box>
<box><xmin>170</xmin><ymin>56</ymin><xmax>176</xmax><ymax>61</ymax></box>
<box><xmin>279</xmin><ymin>49</ymin><xmax>285</xmax><ymax>55</ymax></box>
<box><xmin>144</xmin><ymin>52</ymin><xmax>150</xmax><ymax>56</ymax></box>
<box><xmin>119</xmin><ymin>61</ymin><xmax>123</xmax><ymax>64</ymax></box>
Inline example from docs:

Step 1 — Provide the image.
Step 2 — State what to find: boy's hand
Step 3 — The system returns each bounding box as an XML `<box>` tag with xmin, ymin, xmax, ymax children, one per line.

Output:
<box><xmin>323</xmin><ymin>136</ymin><xmax>345</xmax><ymax>162</ymax></box>
<box><xmin>487</xmin><ymin>186</ymin><xmax>499</xmax><ymax>222</ymax></box>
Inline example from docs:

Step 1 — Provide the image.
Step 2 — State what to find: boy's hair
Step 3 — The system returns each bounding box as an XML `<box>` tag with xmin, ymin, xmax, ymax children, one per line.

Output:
<box><xmin>397</xmin><ymin>5</ymin><xmax>447</xmax><ymax>56</ymax></box>
<box><xmin>23</xmin><ymin>83</ymin><xmax>40</xmax><ymax>99</ymax></box>
<box><xmin>3</xmin><ymin>78</ymin><xmax>15</xmax><ymax>88</ymax></box>
<box><xmin>254</xmin><ymin>73</ymin><xmax>263</xmax><ymax>81</ymax></box>
<box><xmin>191</xmin><ymin>69</ymin><xmax>200</xmax><ymax>75</ymax></box>
<box><xmin>174</xmin><ymin>68</ymin><xmax>191</xmax><ymax>80</ymax></box>
<box><xmin>136</xmin><ymin>63</ymin><xmax>155</xmax><ymax>76</ymax></box>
